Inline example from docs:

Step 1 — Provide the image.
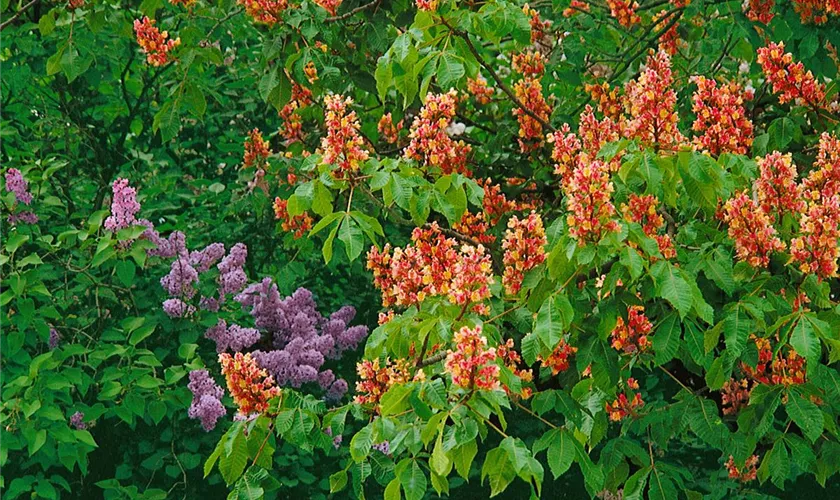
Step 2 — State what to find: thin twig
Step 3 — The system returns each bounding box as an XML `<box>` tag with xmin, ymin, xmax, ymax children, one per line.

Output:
<box><xmin>325</xmin><ymin>0</ymin><xmax>381</xmax><ymax>22</ymax></box>
<box><xmin>0</xmin><ymin>0</ymin><xmax>39</xmax><ymax>31</ymax></box>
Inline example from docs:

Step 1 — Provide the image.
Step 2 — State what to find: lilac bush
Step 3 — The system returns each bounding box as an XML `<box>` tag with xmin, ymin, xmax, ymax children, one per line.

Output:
<box><xmin>187</xmin><ymin>369</ymin><xmax>226</xmax><ymax>432</ymax></box>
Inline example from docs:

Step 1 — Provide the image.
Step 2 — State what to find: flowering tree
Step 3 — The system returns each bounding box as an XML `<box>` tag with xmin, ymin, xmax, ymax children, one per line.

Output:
<box><xmin>3</xmin><ymin>0</ymin><xmax>840</xmax><ymax>498</ymax></box>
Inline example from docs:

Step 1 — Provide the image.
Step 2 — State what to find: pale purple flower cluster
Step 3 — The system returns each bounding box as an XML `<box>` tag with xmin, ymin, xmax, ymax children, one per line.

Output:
<box><xmin>70</xmin><ymin>411</ymin><xmax>86</xmax><ymax>430</ymax></box>
<box><xmin>158</xmin><ymin>240</ymin><xmax>250</xmax><ymax>318</ymax></box>
<box><xmin>5</xmin><ymin>168</ymin><xmax>38</xmax><ymax>225</ymax></box>
<box><xmin>104</xmin><ymin>178</ymin><xmax>142</xmax><ymax>232</ymax></box>
<box><xmin>49</xmin><ymin>327</ymin><xmax>61</xmax><ymax>350</ymax></box>
<box><xmin>8</xmin><ymin>211</ymin><xmax>38</xmax><ymax>225</ymax></box>
<box><xmin>5</xmin><ymin>168</ymin><xmax>33</xmax><ymax>205</ymax></box>
<box><xmin>161</xmin><ymin>257</ymin><xmax>199</xmax><ymax>298</ymax></box>
<box><xmin>204</xmin><ymin>319</ymin><xmax>261</xmax><ymax>353</ymax></box>
<box><xmin>218</xmin><ymin>243</ymin><xmax>248</xmax><ymax>296</ymax></box>
<box><xmin>187</xmin><ymin>369</ymin><xmax>226</xmax><ymax>431</ymax></box>
<box><xmin>146</xmin><ymin>229</ymin><xmax>187</xmax><ymax>259</ymax></box>
<box><xmin>372</xmin><ymin>441</ymin><xmax>390</xmax><ymax>455</ymax></box>
<box><xmin>162</xmin><ymin>298</ymin><xmax>195</xmax><ymax>318</ymax></box>
<box><xmin>324</xmin><ymin>427</ymin><xmax>343</xmax><ymax>449</ymax></box>
<box><xmin>235</xmin><ymin>278</ymin><xmax>368</xmax><ymax>401</ymax></box>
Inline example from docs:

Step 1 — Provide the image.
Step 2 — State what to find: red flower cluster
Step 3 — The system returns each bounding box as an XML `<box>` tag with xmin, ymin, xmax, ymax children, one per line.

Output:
<box><xmin>623</xmin><ymin>50</ymin><xmax>684</xmax><ymax>151</ymax></box>
<box><xmin>564</xmin><ymin>160</ymin><xmax>621</xmax><ymax>244</ymax></box>
<box><xmin>690</xmin><ymin>76</ymin><xmax>754</xmax><ymax>156</ymax></box>
<box><xmin>481</xmin><ymin>179</ymin><xmax>518</xmax><ymax>225</ymax></box>
<box><xmin>321</xmin><ymin>94</ymin><xmax>369</xmax><ymax>177</ymax></box>
<box><xmin>721</xmin><ymin>378</ymin><xmax>751</xmax><ymax>415</ymax></box>
<box><xmin>497</xmin><ymin>338</ymin><xmax>535</xmax><ymax>398</ymax></box>
<box><xmin>415</xmin><ymin>0</ymin><xmax>438</xmax><ymax>11</ymax></box>
<box><xmin>755</xmin><ymin>152</ymin><xmax>805</xmax><ymax>218</ymax></box>
<box><xmin>622</xmin><ymin>194</ymin><xmax>676</xmax><ymax>258</ymax></box>
<box><xmin>304</xmin><ymin>61</ymin><xmax>318</xmax><ymax>84</ymax></box>
<box><xmin>354</xmin><ymin>358</ymin><xmax>412</xmax><ymax>406</ymax></box>
<box><xmin>133</xmin><ymin>17</ymin><xmax>180</xmax><ymax>67</ymax></box>
<box><xmin>314</xmin><ymin>0</ymin><xmax>342</xmax><ymax>15</ymax></box>
<box><xmin>606</xmin><ymin>389</ymin><xmax>644</xmax><ymax>421</ymax></box>
<box><xmin>377</xmin><ymin>113</ymin><xmax>403</xmax><ymax>144</ymax></box>
<box><xmin>607</xmin><ymin>0</ymin><xmax>641</xmax><ymax>27</ymax></box>
<box><xmin>720</xmin><ymin>191</ymin><xmax>786</xmax><ymax>268</ymax></box>
<box><xmin>654</xmin><ymin>10</ymin><xmax>682</xmax><ymax>56</ymax></box>
<box><xmin>585</xmin><ymin>83</ymin><xmax>623</xmax><ymax>122</ymax></box>
<box><xmin>757</xmin><ymin>42</ymin><xmax>826</xmax><ymax>108</ymax></box>
<box><xmin>792</xmin><ymin>0</ymin><xmax>839</xmax><ymax>24</ymax></box>
<box><xmin>273</xmin><ymin>198</ymin><xmax>313</xmax><ymax>239</ymax></box>
<box><xmin>467</xmin><ymin>74</ymin><xmax>494</xmax><ymax>105</ymax></box>
<box><xmin>726</xmin><ymin>455</ymin><xmax>759</xmax><ymax>483</ymax></box>
<box><xmin>548</xmin><ymin>124</ymin><xmax>582</xmax><ymax>178</ymax></box>
<box><xmin>802</xmin><ymin>132</ymin><xmax>840</xmax><ymax>200</ymax></box>
<box><xmin>243</xmin><ymin>129</ymin><xmax>271</xmax><ymax>170</ymax></box>
<box><xmin>502</xmin><ymin>211</ymin><xmax>547</xmax><ymax>295</ymax></box>
<box><xmin>239</xmin><ymin>0</ymin><xmax>288</xmax><ymax>25</ymax></box>
<box><xmin>404</xmin><ymin>91</ymin><xmax>472</xmax><ymax>175</ymax></box>
<box><xmin>746</xmin><ymin>0</ymin><xmax>775</xmax><ymax>23</ymax></box>
<box><xmin>512</xmin><ymin>51</ymin><xmax>546</xmax><ymax>77</ymax></box>
<box><xmin>563</xmin><ymin>0</ymin><xmax>590</xmax><ymax>16</ymax></box>
<box><xmin>610</xmin><ymin>306</ymin><xmax>653</xmax><ymax>354</ymax></box>
<box><xmin>68</xmin><ymin>0</ymin><xmax>85</xmax><ymax>8</ymax></box>
<box><xmin>790</xmin><ymin>195</ymin><xmax>840</xmax><ymax>278</ymax></box>
<box><xmin>449</xmin><ymin>244</ymin><xmax>495</xmax><ymax>315</ymax></box>
<box><xmin>219</xmin><ymin>352</ymin><xmax>282</xmax><ymax>415</ymax></box>
<box><xmin>445</xmin><ymin>325</ymin><xmax>500</xmax><ymax>391</ymax></box>
<box><xmin>366</xmin><ymin>223</ymin><xmax>494</xmax><ymax>311</ymax></box>
<box><xmin>523</xmin><ymin>3</ymin><xmax>552</xmax><ymax>44</ymax></box>
<box><xmin>280</xmin><ymin>83</ymin><xmax>312</xmax><ymax>144</ymax></box>
<box><xmin>539</xmin><ymin>339</ymin><xmax>578</xmax><ymax>375</ymax></box>
<box><xmin>453</xmin><ymin>211</ymin><xmax>496</xmax><ymax>245</ymax></box>
<box><xmin>512</xmin><ymin>77</ymin><xmax>551</xmax><ymax>152</ymax></box>
<box><xmin>742</xmin><ymin>336</ymin><xmax>806</xmax><ymax>386</ymax></box>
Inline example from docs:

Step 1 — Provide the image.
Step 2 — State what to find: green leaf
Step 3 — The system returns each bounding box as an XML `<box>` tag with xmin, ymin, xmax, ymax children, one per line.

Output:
<box><xmin>380</xmin><ymin>384</ymin><xmax>412</xmax><ymax>416</ymax></box>
<box><xmin>723</xmin><ymin>305</ymin><xmax>752</xmax><ymax>358</ymax></box>
<box><xmin>769</xmin><ymin>117</ymin><xmax>795</xmax><ymax>149</ymax></box>
<box><xmin>790</xmin><ymin>315</ymin><xmax>821</xmax><ymax>369</ymax></box>
<box><xmin>431</xmin><ymin>430</ymin><xmax>452</xmax><ymax>476</ymax></box>
<box><xmin>116</xmin><ymin>260</ymin><xmax>136</xmax><ymax>287</ymax></box>
<box><xmin>350</xmin><ymin>424</ymin><xmax>373</xmax><ymax>463</ymax></box>
<box><xmin>219</xmin><ymin>429</ymin><xmax>248</xmax><ymax>485</ymax></box>
<box><xmin>547</xmin><ymin>430</ymin><xmax>575</xmax><ymax>480</ymax></box>
<box><xmin>338</xmin><ymin>216</ymin><xmax>364</xmax><ymax>261</ymax></box>
<box><xmin>653</xmin><ymin>313</ymin><xmax>681</xmax><ymax>365</ymax></box>
<box><xmin>785</xmin><ymin>393</ymin><xmax>824</xmax><ymax>443</ymax></box>
<box><xmin>437</xmin><ymin>53</ymin><xmax>465</xmax><ymax>90</ymax></box>
<box><xmin>534</xmin><ymin>294</ymin><xmax>573</xmax><ymax>350</ymax></box>
<box><xmin>651</xmin><ymin>262</ymin><xmax>693</xmax><ymax>318</ymax></box>
<box><xmin>330</xmin><ymin>470</ymin><xmax>348</xmax><ymax>493</ymax></box>
<box><xmin>396</xmin><ymin>459</ymin><xmax>426</xmax><ymax>500</ymax></box>
<box><xmin>452</xmin><ymin>440</ymin><xmax>477</xmax><ymax>480</ymax></box>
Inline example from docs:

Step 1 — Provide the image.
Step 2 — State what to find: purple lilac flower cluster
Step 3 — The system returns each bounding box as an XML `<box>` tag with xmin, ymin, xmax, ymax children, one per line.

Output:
<box><xmin>204</xmin><ymin>319</ymin><xmax>261</xmax><ymax>353</ymax></box>
<box><xmin>4</xmin><ymin>168</ymin><xmax>38</xmax><ymax>225</ymax></box>
<box><xmin>104</xmin><ymin>179</ymin><xmax>142</xmax><ymax>232</ymax></box>
<box><xmin>372</xmin><ymin>441</ymin><xmax>390</xmax><ymax>455</ymax></box>
<box><xmin>70</xmin><ymin>411</ymin><xmax>86</xmax><ymax>430</ymax></box>
<box><xmin>159</xmin><ymin>240</ymin><xmax>249</xmax><ymax>319</ymax></box>
<box><xmin>49</xmin><ymin>327</ymin><xmax>61</xmax><ymax>350</ymax></box>
<box><xmin>324</xmin><ymin>427</ymin><xmax>343</xmax><ymax>449</ymax></box>
<box><xmin>234</xmin><ymin>279</ymin><xmax>368</xmax><ymax>401</ymax></box>
<box><xmin>187</xmin><ymin>369</ymin><xmax>227</xmax><ymax>431</ymax></box>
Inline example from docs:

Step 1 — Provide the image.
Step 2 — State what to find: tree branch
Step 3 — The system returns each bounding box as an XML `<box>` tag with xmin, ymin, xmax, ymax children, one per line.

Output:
<box><xmin>440</xmin><ymin>15</ymin><xmax>554</xmax><ymax>133</ymax></box>
<box><xmin>1</xmin><ymin>0</ymin><xmax>39</xmax><ymax>32</ymax></box>
<box><xmin>325</xmin><ymin>0</ymin><xmax>381</xmax><ymax>22</ymax></box>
